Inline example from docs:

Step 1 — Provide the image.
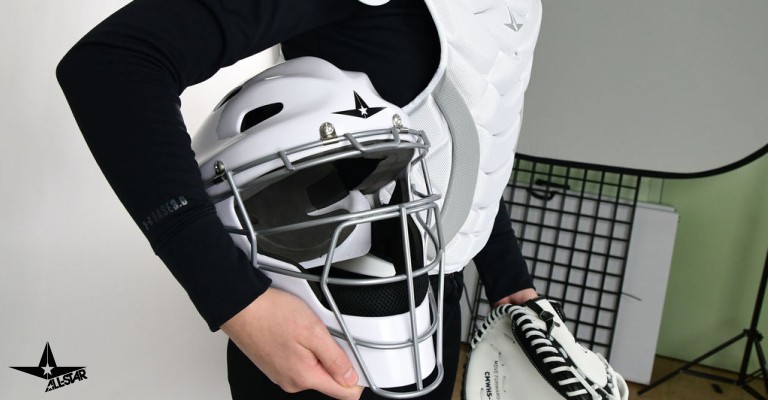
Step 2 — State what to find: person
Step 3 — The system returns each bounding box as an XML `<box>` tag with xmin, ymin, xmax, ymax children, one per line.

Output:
<box><xmin>56</xmin><ymin>0</ymin><xmax>538</xmax><ymax>399</ymax></box>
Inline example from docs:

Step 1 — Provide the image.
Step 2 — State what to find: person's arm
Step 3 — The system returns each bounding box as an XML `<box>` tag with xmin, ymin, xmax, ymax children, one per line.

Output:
<box><xmin>56</xmin><ymin>0</ymin><xmax>278</xmax><ymax>332</ymax></box>
<box><xmin>56</xmin><ymin>0</ymin><xmax>363</xmax><ymax>397</ymax></box>
<box><xmin>472</xmin><ymin>197</ymin><xmax>538</xmax><ymax>307</ymax></box>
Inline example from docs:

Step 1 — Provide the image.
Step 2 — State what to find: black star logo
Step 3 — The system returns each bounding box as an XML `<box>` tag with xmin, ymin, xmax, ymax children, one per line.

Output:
<box><xmin>10</xmin><ymin>342</ymin><xmax>85</xmax><ymax>380</ymax></box>
<box><xmin>333</xmin><ymin>91</ymin><xmax>386</xmax><ymax>119</ymax></box>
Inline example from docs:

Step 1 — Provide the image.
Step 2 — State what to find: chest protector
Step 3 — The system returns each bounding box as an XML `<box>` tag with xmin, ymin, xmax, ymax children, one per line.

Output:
<box><xmin>403</xmin><ymin>0</ymin><xmax>543</xmax><ymax>272</ymax></box>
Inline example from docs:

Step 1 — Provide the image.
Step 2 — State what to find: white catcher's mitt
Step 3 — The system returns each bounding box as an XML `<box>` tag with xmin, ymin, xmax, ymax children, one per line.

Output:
<box><xmin>463</xmin><ymin>298</ymin><xmax>628</xmax><ymax>400</ymax></box>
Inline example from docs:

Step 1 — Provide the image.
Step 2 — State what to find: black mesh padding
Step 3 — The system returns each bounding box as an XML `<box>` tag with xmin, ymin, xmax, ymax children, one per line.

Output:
<box><xmin>325</xmin><ymin>271</ymin><xmax>430</xmax><ymax>317</ymax></box>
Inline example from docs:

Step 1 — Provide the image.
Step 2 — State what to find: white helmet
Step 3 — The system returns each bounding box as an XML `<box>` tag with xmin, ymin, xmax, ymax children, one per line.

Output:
<box><xmin>192</xmin><ymin>57</ymin><xmax>445</xmax><ymax>398</ymax></box>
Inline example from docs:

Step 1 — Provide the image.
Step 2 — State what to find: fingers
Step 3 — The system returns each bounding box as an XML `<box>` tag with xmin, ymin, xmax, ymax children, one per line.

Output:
<box><xmin>277</xmin><ymin>317</ymin><xmax>363</xmax><ymax>399</ymax></box>
<box><xmin>303</xmin><ymin>365</ymin><xmax>364</xmax><ymax>400</ymax></box>
<box><xmin>221</xmin><ymin>288</ymin><xmax>364</xmax><ymax>400</ymax></box>
<box><xmin>305</xmin><ymin>328</ymin><xmax>360</xmax><ymax>388</ymax></box>
<box><xmin>281</xmin><ymin>350</ymin><xmax>363</xmax><ymax>400</ymax></box>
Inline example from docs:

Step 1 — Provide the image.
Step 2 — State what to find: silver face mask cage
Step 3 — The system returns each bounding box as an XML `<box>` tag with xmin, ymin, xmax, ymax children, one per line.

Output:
<box><xmin>205</xmin><ymin>119</ymin><xmax>445</xmax><ymax>399</ymax></box>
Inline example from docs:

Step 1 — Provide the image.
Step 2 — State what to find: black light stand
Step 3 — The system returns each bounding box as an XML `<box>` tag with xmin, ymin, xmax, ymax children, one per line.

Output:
<box><xmin>639</xmin><ymin>249</ymin><xmax>768</xmax><ymax>398</ymax></box>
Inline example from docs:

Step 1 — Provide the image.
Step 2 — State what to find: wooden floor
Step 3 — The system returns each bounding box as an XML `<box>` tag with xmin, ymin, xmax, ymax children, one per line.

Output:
<box><xmin>451</xmin><ymin>344</ymin><xmax>768</xmax><ymax>400</ymax></box>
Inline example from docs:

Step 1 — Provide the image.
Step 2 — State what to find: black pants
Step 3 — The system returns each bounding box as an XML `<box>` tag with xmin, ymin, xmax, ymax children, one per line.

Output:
<box><xmin>227</xmin><ymin>271</ymin><xmax>465</xmax><ymax>400</ymax></box>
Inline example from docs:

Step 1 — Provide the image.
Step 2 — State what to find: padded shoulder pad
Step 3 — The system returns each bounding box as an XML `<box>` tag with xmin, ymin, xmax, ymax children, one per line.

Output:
<box><xmin>408</xmin><ymin>0</ymin><xmax>543</xmax><ymax>272</ymax></box>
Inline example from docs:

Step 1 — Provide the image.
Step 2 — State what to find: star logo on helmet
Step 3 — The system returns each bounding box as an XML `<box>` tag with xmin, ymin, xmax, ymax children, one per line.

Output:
<box><xmin>506</xmin><ymin>8</ymin><xmax>524</xmax><ymax>32</ymax></box>
<box><xmin>333</xmin><ymin>91</ymin><xmax>386</xmax><ymax>119</ymax></box>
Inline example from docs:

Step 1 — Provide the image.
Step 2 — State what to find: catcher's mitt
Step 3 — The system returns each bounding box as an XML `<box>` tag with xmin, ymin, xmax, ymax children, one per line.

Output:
<box><xmin>462</xmin><ymin>298</ymin><xmax>628</xmax><ymax>400</ymax></box>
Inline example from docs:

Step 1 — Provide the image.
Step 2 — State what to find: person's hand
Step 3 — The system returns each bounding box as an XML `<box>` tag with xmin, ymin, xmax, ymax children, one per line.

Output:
<box><xmin>492</xmin><ymin>288</ymin><xmax>538</xmax><ymax>308</ymax></box>
<box><xmin>221</xmin><ymin>287</ymin><xmax>364</xmax><ymax>400</ymax></box>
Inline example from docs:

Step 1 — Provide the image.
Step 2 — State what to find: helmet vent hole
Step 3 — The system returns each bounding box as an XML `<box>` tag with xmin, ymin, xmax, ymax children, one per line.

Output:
<box><xmin>213</xmin><ymin>86</ymin><xmax>243</xmax><ymax>111</ymax></box>
<box><xmin>240</xmin><ymin>103</ymin><xmax>284</xmax><ymax>133</ymax></box>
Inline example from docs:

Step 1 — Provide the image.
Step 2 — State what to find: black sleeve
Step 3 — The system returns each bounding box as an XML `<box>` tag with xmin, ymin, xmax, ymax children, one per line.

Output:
<box><xmin>55</xmin><ymin>0</ymin><xmax>438</xmax><ymax>330</ymax></box>
<box><xmin>473</xmin><ymin>197</ymin><xmax>535</xmax><ymax>304</ymax></box>
<box><xmin>55</xmin><ymin>0</ymin><xmax>365</xmax><ymax>331</ymax></box>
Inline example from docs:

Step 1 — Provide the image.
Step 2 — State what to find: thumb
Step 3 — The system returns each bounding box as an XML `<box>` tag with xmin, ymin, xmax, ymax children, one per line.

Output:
<box><xmin>307</xmin><ymin>330</ymin><xmax>360</xmax><ymax>388</ymax></box>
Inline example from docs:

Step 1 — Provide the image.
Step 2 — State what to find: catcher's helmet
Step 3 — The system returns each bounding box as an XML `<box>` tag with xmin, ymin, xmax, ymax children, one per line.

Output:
<box><xmin>192</xmin><ymin>57</ymin><xmax>445</xmax><ymax>398</ymax></box>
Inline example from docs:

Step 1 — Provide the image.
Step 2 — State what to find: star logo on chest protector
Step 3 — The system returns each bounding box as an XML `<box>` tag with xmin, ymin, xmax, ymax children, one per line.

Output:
<box><xmin>506</xmin><ymin>8</ymin><xmax>524</xmax><ymax>32</ymax></box>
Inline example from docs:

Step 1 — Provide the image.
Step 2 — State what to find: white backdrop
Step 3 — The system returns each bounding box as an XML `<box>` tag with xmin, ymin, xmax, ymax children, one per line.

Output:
<box><xmin>0</xmin><ymin>1</ymin><xmax>276</xmax><ymax>398</ymax></box>
<box><xmin>518</xmin><ymin>0</ymin><xmax>768</xmax><ymax>175</ymax></box>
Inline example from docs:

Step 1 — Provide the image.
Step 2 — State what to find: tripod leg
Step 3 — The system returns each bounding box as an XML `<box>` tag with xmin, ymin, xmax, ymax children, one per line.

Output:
<box><xmin>751</xmin><ymin>337</ymin><xmax>768</xmax><ymax>397</ymax></box>
<box><xmin>638</xmin><ymin>331</ymin><xmax>747</xmax><ymax>395</ymax></box>
<box><xmin>742</xmin><ymin>385</ymin><xmax>767</xmax><ymax>400</ymax></box>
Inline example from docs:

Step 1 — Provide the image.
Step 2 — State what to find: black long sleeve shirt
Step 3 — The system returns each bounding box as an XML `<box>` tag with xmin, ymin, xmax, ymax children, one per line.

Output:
<box><xmin>57</xmin><ymin>0</ymin><xmax>531</xmax><ymax>331</ymax></box>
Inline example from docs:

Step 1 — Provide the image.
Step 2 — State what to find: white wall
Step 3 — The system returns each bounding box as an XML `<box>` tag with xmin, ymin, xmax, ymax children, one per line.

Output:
<box><xmin>0</xmin><ymin>1</ymin><xmax>275</xmax><ymax>398</ymax></box>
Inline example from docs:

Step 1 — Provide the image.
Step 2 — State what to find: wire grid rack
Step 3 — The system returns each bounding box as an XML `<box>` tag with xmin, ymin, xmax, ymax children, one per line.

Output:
<box><xmin>469</xmin><ymin>155</ymin><xmax>642</xmax><ymax>358</ymax></box>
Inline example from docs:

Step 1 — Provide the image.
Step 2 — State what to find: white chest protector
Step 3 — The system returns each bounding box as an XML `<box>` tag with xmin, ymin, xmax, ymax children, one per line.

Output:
<box><xmin>397</xmin><ymin>0</ymin><xmax>543</xmax><ymax>272</ymax></box>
